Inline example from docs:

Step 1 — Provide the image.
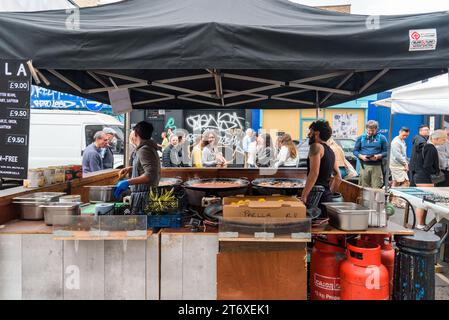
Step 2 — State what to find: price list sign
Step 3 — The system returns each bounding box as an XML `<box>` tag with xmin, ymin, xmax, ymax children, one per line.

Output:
<box><xmin>0</xmin><ymin>60</ymin><xmax>31</xmax><ymax>179</ymax></box>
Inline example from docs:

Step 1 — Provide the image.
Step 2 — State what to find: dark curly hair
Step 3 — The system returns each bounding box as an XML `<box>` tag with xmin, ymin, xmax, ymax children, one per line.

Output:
<box><xmin>309</xmin><ymin>119</ymin><xmax>333</xmax><ymax>142</ymax></box>
<box><xmin>133</xmin><ymin>121</ymin><xmax>154</xmax><ymax>140</ymax></box>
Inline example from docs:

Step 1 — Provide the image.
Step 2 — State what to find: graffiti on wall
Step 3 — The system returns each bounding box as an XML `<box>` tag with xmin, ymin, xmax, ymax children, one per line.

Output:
<box><xmin>164</xmin><ymin>116</ymin><xmax>177</xmax><ymax>131</ymax></box>
<box><xmin>184</xmin><ymin>111</ymin><xmax>246</xmax><ymax>161</ymax></box>
<box><xmin>31</xmin><ymin>86</ymin><xmax>111</xmax><ymax>111</ymax></box>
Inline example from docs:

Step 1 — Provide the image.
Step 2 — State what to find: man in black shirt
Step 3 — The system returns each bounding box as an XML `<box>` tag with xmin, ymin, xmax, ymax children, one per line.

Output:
<box><xmin>409</xmin><ymin>124</ymin><xmax>430</xmax><ymax>186</ymax></box>
<box><xmin>301</xmin><ymin>120</ymin><xmax>342</xmax><ymax>217</ymax></box>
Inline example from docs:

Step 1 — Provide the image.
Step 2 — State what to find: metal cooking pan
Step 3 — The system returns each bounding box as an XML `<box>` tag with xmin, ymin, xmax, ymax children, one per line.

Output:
<box><xmin>251</xmin><ymin>178</ymin><xmax>306</xmax><ymax>196</ymax></box>
<box><xmin>183</xmin><ymin>178</ymin><xmax>250</xmax><ymax>192</ymax></box>
<box><xmin>183</xmin><ymin>178</ymin><xmax>250</xmax><ymax>206</ymax></box>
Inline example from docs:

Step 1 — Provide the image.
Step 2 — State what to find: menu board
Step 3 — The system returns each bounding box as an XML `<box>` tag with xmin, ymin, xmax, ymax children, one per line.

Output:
<box><xmin>0</xmin><ymin>60</ymin><xmax>31</xmax><ymax>179</ymax></box>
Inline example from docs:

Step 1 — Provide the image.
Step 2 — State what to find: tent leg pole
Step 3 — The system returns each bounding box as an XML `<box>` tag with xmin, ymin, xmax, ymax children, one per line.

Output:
<box><xmin>385</xmin><ymin>112</ymin><xmax>394</xmax><ymax>200</ymax></box>
<box><xmin>124</xmin><ymin>112</ymin><xmax>131</xmax><ymax>168</ymax></box>
<box><xmin>315</xmin><ymin>91</ymin><xmax>320</xmax><ymax>119</ymax></box>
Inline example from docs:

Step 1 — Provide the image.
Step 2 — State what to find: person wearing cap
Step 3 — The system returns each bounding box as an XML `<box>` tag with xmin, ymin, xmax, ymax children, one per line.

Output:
<box><xmin>102</xmin><ymin>127</ymin><xmax>116</xmax><ymax>170</ymax></box>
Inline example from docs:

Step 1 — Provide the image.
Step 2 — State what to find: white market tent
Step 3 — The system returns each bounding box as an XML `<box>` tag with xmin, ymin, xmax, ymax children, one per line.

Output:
<box><xmin>373</xmin><ymin>74</ymin><xmax>449</xmax><ymax>192</ymax></box>
<box><xmin>374</xmin><ymin>74</ymin><xmax>449</xmax><ymax>115</ymax></box>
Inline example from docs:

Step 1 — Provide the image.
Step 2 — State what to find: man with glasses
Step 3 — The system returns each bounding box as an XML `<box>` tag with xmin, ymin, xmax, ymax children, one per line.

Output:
<box><xmin>82</xmin><ymin>131</ymin><xmax>109</xmax><ymax>174</ymax></box>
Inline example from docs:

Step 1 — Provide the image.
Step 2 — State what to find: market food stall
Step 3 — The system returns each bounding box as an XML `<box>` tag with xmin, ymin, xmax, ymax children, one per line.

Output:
<box><xmin>1</xmin><ymin>0</ymin><xmax>449</xmax><ymax>300</ymax></box>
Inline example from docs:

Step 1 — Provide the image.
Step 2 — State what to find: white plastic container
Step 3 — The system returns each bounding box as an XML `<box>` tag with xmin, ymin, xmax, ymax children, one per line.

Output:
<box><xmin>28</xmin><ymin>169</ymin><xmax>45</xmax><ymax>188</ymax></box>
<box><xmin>59</xmin><ymin>195</ymin><xmax>82</xmax><ymax>203</ymax></box>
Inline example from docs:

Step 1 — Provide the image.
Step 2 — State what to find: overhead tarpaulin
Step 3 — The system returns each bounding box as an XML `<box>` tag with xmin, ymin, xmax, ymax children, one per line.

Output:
<box><xmin>0</xmin><ymin>0</ymin><xmax>449</xmax><ymax>110</ymax></box>
<box><xmin>374</xmin><ymin>85</ymin><xmax>449</xmax><ymax>115</ymax></box>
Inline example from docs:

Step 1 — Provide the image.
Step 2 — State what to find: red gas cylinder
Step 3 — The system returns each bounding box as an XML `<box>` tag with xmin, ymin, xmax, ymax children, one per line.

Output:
<box><xmin>361</xmin><ymin>235</ymin><xmax>395</xmax><ymax>299</ymax></box>
<box><xmin>310</xmin><ymin>235</ymin><xmax>346</xmax><ymax>300</ymax></box>
<box><xmin>340</xmin><ymin>240</ymin><xmax>389</xmax><ymax>300</ymax></box>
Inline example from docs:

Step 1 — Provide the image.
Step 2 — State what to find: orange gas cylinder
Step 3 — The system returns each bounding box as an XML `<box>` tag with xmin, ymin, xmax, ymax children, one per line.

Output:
<box><xmin>340</xmin><ymin>240</ymin><xmax>389</xmax><ymax>300</ymax></box>
<box><xmin>310</xmin><ymin>235</ymin><xmax>346</xmax><ymax>300</ymax></box>
<box><xmin>361</xmin><ymin>235</ymin><xmax>395</xmax><ymax>299</ymax></box>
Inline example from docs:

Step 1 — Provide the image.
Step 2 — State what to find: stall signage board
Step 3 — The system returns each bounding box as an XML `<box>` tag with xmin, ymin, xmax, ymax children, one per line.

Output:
<box><xmin>0</xmin><ymin>60</ymin><xmax>31</xmax><ymax>179</ymax></box>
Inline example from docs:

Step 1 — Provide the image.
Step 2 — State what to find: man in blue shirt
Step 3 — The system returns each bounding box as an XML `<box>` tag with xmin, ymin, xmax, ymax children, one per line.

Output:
<box><xmin>353</xmin><ymin>120</ymin><xmax>388</xmax><ymax>188</ymax></box>
<box><xmin>82</xmin><ymin>131</ymin><xmax>109</xmax><ymax>174</ymax></box>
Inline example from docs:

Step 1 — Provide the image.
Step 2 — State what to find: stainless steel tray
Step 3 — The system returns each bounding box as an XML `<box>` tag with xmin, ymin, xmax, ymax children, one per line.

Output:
<box><xmin>40</xmin><ymin>202</ymin><xmax>81</xmax><ymax>226</ymax></box>
<box><xmin>322</xmin><ymin>202</ymin><xmax>372</xmax><ymax>231</ymax></box>
<box><xmin>13</xmin><ymin>192</ymin><xmax>66</xmax><ymax>202</ymax></box>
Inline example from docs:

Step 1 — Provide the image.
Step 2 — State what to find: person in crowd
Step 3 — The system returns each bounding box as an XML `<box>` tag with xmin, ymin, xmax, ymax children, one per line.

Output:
<box><xmin>162</xmin><ymin>135</ymin><xmax>180</xmax><ymax>167</ymax></box>
<box><xmin>353</xmin><ymin>120</ymin><xmax>388</xmax><ymax>188</ymax></box>
<box><xmin>255</xmin><ymin>133</ymin><xmax>276</xmax><ymax>168</ymax></box>
<box><xmin>167</xmin><ymin>128</ymin><xmax>174</xmax><ymax>140</ymax></box>
<box><xmin>301</xmin><ymin>120</ymin><xmax>342</xmax><ymax>217</ymax></box>
<box><xmin>159</xmin><ymin>131</ymin><xmax>169</xmax><ymax>151</ymax></box>
<box><xmin>274</xmin><ymin>134</ymin><xmax>298</xmax><ymax>168</ymax></box>
<box><xmin>115</xmin><ymin>121</ymin><xmax>161</xmax><ymax>213</ymax></box>
<box><xmin>101</xmin><ymin>127</ymin><xmax>116</xmax><ymax>170</ymax></box>
<box><xmin>409</xmin><ymin>124</ymin><xmax>430</xmax><ymax>186</ymax></box>
<box><xmin>390</xmin><ymin>127</ymin><xmax>411</xmax><ymax>187</ymax></box>
<box><xmin>82</xmin><ymin>131</ymin><xmax>109</xmax><ymax>174</ymax></box>
<box><xmin>389</xmin><ymin>127</ymin><xmax>411</xmax><ymax>208</ymax></box>
<box><xmin>413</xmin><ymin>129</ymin><xmax>447</xmax><ymax>230</ymax></box>
<box><xmin>202</xmin><ymin>131</ymin><xmax>226</xmax><ymax>167</ymax></box>
<box><xmin>191</xmin><ymin>135</ymin><xmax>204</xmax><ymax>168</ymax></box>
<box><xmin>327</xmin><ymin>137</ymin><xmax>348</xmax><ymax>178</ymax></box>
<box><xmin>177</xmin><ymin>134</ymin><xmax>191</xmax><ymax>167</ymax></box>
<box><xmin>435</xmin><ymin>127</ymin><xmax>449</xmax><ymax>187</ymax></box>
<box><xmin>247</xmin><ymin>132</ymin><xmax>258</xmax><ymax>168</ymax></box>
<box><xmin>128</xmin><ymin>130</ymin><xmax>137</xmax><ymax>166</ymax></box>
<box><xmin>242</xmin><ymin>128</ymin><xmax>254</xmax><ymax>167</ymax></box>
<box><xmin>275</xmin><ymin>135</ymin><xmax>283</xmax><ymax>154</ymax></box>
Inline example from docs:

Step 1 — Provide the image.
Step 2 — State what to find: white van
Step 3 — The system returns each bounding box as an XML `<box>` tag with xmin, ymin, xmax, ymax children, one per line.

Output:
<box><xmin>28</xmin><ymin>109</ymin><xmax>124</xmax><ymax>169</ymax></box>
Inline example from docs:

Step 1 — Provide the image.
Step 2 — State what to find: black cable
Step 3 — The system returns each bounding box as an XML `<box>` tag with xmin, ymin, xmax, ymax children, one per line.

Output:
<box><xmin>394</xmin><ymin>196</ymin><xmax>417</xmax><ymax>229</ymax></box>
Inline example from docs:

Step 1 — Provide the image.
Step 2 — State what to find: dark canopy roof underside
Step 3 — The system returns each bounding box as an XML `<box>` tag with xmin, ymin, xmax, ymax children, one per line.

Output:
<box><xmin>0</xmin><ymin>0</ymin><xmax>448</xmax><ymax>109</ymax></box>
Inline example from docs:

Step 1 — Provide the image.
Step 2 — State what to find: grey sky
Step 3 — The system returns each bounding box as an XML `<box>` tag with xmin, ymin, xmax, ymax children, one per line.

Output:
<box><xmin>292</xmin><ymin>0</ymin><xmax>449</xmax><ymax>15</ymax></box>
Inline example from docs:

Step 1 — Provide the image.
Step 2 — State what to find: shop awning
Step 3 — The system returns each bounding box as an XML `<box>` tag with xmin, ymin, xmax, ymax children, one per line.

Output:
<box><xmin>1</xmin><ymin>0</ymin><xmax>448</xmax><ymax>110</ymax></box>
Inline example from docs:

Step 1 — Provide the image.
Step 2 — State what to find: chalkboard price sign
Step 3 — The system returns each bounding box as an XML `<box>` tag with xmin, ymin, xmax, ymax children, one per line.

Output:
<box><xmin>0</xmin><ymin>60</ymin><xmax>31</xmax><ymax>179</ymax></box>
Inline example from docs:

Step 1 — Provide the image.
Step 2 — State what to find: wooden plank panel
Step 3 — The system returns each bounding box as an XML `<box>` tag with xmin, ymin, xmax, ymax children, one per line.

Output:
<box><xmin>217</xmin><ymin>246</ymin><xmax>307</xmax><ymax>300</ymax></box>
<box><xmin>22</xmin><ymin>234</ymin><xmax>63</xmax><ymax>300</ymax></box>
<box><xmin>312</xmin><ymin>221</ymin><xmax>414</xmax><ymax>235</ymax></box>
<box><xmin>0</xmin><ymin>235</ymin><xmax>22</xmax><ymax>299</ymax></box>
<box><xmin>160</xmin><ymin>233</ymin><xmax>183</xmax><ymax>300</ymax></box>
<box><xmin>146</xmin><ymin>233</ymin><xmax>160</xmax><ymax>300</ymax></box>
<box><xmin>63</xmin><ymin>240</ymin><xmax>105</xmax><ymax>300</ymax></box>
<box><xmin>182</xmin><ymin>234</ymin><xmax>218</xmax><ymax>300</ymax></box>
<box><xmin>0</xmin><ymin>220</ymin><xmax>52</xmax><ymax>234</ymax></box>
<box><xmin>104</xmin><ymin>240</ymin><xmax>146</xmax><ymax>300</ymax></box>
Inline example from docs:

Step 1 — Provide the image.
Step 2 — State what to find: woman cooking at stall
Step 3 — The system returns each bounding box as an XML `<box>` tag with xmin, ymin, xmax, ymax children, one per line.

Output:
<box><xmin>301</xmin><ymin>120</ymin><xmax>342</xmax><ymax>217</ymax></box>
<box><xmin>114</xmin><ymin>121</ymin><xmax>161</xmax><ymax>213</ymax></box>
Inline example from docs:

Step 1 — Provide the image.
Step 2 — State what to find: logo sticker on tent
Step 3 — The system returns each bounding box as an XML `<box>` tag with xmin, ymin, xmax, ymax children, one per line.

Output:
<box><xmin>409</xmin><ymin>29</ymin><xmax>437</xmax><ymax>51</ymax></box>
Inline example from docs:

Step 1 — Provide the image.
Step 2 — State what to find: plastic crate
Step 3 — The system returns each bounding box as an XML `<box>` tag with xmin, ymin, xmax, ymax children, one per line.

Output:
<box><xmin>147</xmin><ymin>213</ymin><xmax>182</xmax><ymax>228</ymax></box>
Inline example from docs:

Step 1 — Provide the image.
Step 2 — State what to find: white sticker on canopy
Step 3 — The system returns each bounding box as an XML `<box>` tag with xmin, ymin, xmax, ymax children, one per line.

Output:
<box><xmin>409</xmin><ymin>29</ymin><xmax>437</xmax><ymax>51</ymax></box>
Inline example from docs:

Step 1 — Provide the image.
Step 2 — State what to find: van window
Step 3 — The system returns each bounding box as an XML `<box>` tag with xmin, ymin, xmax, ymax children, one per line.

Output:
<box><xmin>85</xmin><ymin>125</ymin><xmax>124</xmax><ymax>155</ymax></box>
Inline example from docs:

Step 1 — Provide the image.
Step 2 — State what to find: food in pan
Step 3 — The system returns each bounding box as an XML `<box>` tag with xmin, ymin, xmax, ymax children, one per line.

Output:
<box><xmin>257</xmin><ymin>181</ymin><xmax>305</xmax><ymax>188</ymax></box>
<box><xmin>190</xmin><ymin>181</ymin><xmax>243</xmax><ymax>188</ymax></box>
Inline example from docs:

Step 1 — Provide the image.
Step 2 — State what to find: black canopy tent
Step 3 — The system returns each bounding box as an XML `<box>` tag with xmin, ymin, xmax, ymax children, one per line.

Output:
<box><xmin>0</xmin><ymin>0</ymin><xmax>448</xmax><ymax>110</ymax></box>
